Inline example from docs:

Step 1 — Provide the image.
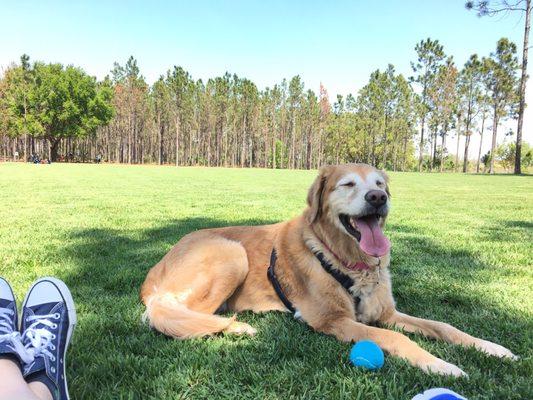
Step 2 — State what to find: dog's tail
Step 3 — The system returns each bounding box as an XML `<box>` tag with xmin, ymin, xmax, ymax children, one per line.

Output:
<box><xmin>141</xmin><ymin>290</ymin><xmax>235</xmax><ymax>339</ymax></box>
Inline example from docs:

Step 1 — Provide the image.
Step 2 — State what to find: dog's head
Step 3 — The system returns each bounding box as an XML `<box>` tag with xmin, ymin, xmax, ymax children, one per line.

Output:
<box><xmin>306</xmin><ymin>163</ymin><xmax>391</xmax><ymax>258</ymax></box>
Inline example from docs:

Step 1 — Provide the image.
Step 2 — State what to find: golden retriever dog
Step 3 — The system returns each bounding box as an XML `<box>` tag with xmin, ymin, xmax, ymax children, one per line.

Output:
<box><xmin>141</xmin><ymin>163</ymin><xmax>517</xmax><ymax>376</ymax></box>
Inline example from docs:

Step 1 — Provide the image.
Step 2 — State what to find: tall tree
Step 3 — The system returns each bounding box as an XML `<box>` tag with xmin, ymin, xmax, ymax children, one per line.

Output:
<box><xmin>167</xmin><ymin>66</ymin><xmax>194</xmax><ymax>166</ymax></box>
<box><xmin>476</xmin><ymin>94</ymin><xmax>491</xmax><ymax>173</ymax></box>
<box><xmin>2</xmin><ymin>60</ymin><xmax>113</xmax><ymax>161</ymax></box>
<box><xmin>427</xmin><ymin>57</ymin><xmax>459</xmax><ymax>171</ymax></box>
<box><xmin>458</xmin><ymin>54</ymin><xmax>483</xmax><ymax>172</ymax></box>
<box><xmin>112</xmin><ymin>57</ymin><xmax>149</xmax><ymax>164</ymax></box>
<box><xmin>152</xmin><ymin>76</ymin><xmax>171</xmax><ymax>165</ymax></box>
<box><xmin>482</xmin><ymin>38</ymin><xmax>520</xmax><ymax>173</ymax></box>
<box><xmin>318</xmin><ymin>83</ymin><xmax>331</xmax><ymax>167</ymax></box>
<box><xmin>288</xmin><ymin>76</ymin><xmax>304</xmax><ymax>169</ymax></box>
<box><xmin>410</xmin><ymin>38</ymin><xmax>446</xmax><ymax>171</ymax></box>
<box><xmin>466</xmin><ymin>1</ymin><xmax>531</xmax><ymax>173</ymax></box>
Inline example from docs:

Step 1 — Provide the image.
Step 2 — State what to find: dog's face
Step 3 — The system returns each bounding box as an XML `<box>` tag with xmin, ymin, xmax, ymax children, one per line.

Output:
<box><xmin>306</xmin><ymin>163</ymin><xmax>391</xmax><ymax>257</ymax></box>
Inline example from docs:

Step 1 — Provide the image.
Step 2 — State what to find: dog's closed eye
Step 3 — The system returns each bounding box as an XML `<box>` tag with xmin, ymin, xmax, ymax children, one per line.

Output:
<box><xmin>342</xmin><ymin>182</ymin><xmax>355</xmax><ymax>188</ymax></box>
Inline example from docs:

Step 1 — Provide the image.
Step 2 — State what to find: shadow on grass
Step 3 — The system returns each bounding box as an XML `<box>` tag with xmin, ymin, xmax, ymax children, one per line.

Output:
<box><xmin>59</xmin><ymin>217</ymin><xmax>531</xmax><ymax>399</ymax></box>
<box><xmin>470</xmin><ymin>219</ymin><xmax>533</xmax><ymax>244</ymax></box>
<box><xmin>61</xmin><ymin>217</ymin><xmax>277</xmax><ymax>295</ymax></box>
<box><xmin>501</xmin><ymin>219</ymin><xmax>533</xmax><ymax>230</ymax></box>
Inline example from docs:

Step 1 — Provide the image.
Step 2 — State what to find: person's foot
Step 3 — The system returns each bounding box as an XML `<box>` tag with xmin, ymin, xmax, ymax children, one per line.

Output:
<box><xmin>21</xmin><ymin>277</ymin><xmax>77</xmax><ymax>400</ymax></box>
<box><xmin>0</xmin><ymin>277</ymin><xmax>32</xmax><ymax>369</ymax></box>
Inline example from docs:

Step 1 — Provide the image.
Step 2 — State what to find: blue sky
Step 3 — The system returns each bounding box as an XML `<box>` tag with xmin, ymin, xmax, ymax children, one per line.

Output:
<box><xmin>1</xmin><ymin>0</ymin><xmax>531</xmax><ymax>149</ymax></box>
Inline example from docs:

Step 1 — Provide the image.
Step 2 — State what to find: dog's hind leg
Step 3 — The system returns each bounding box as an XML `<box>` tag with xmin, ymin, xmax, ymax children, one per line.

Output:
<box><xmin>141</xmin><ymin>235</ymin><xmax>256</xmax><ymax>338</ymax></box>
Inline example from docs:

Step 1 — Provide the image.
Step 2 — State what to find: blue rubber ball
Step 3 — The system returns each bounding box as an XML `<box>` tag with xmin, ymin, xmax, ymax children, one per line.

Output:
<box><xmin>349</xmin><ymin>340</ymin><xmax>384</xmax><ymax>370</ymax></box>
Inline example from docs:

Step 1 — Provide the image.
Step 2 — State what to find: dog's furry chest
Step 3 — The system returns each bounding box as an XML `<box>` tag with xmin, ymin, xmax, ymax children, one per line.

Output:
<box><xmin>349</xmin><ymin>268</ymin><xmax>390</xmax><ymax>324</ymax></box>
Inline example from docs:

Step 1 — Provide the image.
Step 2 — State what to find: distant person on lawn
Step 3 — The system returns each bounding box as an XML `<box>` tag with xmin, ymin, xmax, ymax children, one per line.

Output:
<box><xmin>0</xmin><ymin>277</ymin><xmax>76</xmax><ymax>400</ymax></box>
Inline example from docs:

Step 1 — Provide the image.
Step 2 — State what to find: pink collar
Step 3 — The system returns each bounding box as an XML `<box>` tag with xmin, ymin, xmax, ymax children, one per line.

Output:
<box><xmin>310</xmin><ymin>226</ymin><xmax>371</xmax><ymax>271</ymax></box>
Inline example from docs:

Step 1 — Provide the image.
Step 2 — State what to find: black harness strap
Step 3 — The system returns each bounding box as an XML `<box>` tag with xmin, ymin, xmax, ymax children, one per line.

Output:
<box><xmin>267</xmin><ymin>248</ymin><xmax>359</xmax><ymax>314</ymax></box>
<box><xmin>267</xmin><ymin>249</ymin><xmax>296</xmax><ymax>313</ymax></box>
<box><xmin>312</xmin><ymin>251</ymin><xmax>355</xmax><ymax>293</ymax></box>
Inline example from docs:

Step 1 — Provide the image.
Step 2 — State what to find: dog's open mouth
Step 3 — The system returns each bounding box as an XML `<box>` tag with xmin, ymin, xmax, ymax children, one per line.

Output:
<box><xmin>339</xmin><ymin>213</ymin><xmax>391</xmax><ymax>257</ymax></box>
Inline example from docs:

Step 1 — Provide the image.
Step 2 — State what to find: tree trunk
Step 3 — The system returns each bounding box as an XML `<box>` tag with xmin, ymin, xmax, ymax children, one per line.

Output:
<box><xmin>462</xmin><ymin>119</ymin><xmax>471</xmax><ymax>173</ymax></box>
<box><xmin>127</xmin><ymin>113</ymin><xmax>132</xmax><ymax>164</ymax></box>
<box><xmin>291</xmin><ymin>113</ymin><xmax>296</xmax><ymax>169</ymax></box>
<box><xmin>371</xmin><ymin>129</ymin><xmax>376</xmax><ymax>166</ymax></box>
<box><xmin>132</xmin><ymin>112</ymin><xmax>137</xmax><ymax>164</ymax></box>
<box><xmin>263</xmin><ymin>127</ymin><xmax>268</xmax><ymax>168</ymax></box>
<box><xmin>455</xmin><ymin>130</ymin><xmax>461</xmax><ymax>173</ymax></box>
<box><xmin>158</xmin><ymin>114</ymin><xmax>164</xmax><ymax>165</ymax></box>
<box><xmin>217</xmin><ymin>117</ymin><xmax>223</xmax><ymax>167</ymax></box>
<box><xmin>429</xmin><ymin>130</ymin><xmax>433</xmax><ymax>169</ymax></box>
<box><xmin>515</xmin><ymin>0</ymin><xmax>531</xmax><ymax>174</ymax></box>
<box><xmin>49</xmin><ymin>138</ymin><xmax>60</xmax><ymax>162</ymax></box>
<box><xmin>139</xmin><ymin>133</ymin><xmax>144</xmax><ymax>164</ymax></box>
<box><xmin>23</xmin><ymin>134</ymin><xmax>28</xmax><ymax>162</ymax></box>
<box><xmin>418</xmin><ymin>114</ymin><xmax>426</xmax><ymax>172</ymax></box>
<box><xmin>440</xmin><ymin>128</ymin><xmax>447</xmax><ymax>172</ymax></box>
<box><xmin>175</xmin><ymin>115</ymin><xmax>180</xmax><ymax>167</ymax></box>
<box><xmin>476</xmin><ymin>112</ymin><xmax>486</xmax><ymax>173</ymax></box>
<box><xmin>12</xmin><ymin>138</ymin><xmax>17</xmax><ymax>161</ymax></box>
<box><xmin>489</xmin><ymin>105</ymin><xmax>499</xmax><ymax>174</ymax></box>
<box><xmin>382</xmin><ymin>113</ymin><xmax>388</xmax><ymax>168</ymax></box>
<box><xmin>463</xmin><ymin>104</ymin><xmax>474</xmax><ymax>173</ymax></box>
<box><xmin>106</xmin><ymin>127</ymin><xmax>111</xmax><ymax>162</ymax></box>
<box><xmin>272</xmin><ymin>119</ymin><xmax>277</xmax><ymax>169</ymax></box>
<box><xmin>462</xmin><ymin>134</ymin><xmax>471</xmax><ymax>173</ymax></box>
<box><xmin>241</xmin><ymin>114</ymin><xmax>247</xmax><ymax>168</ymax></box>
<box><xmin>402</xmin><ymin>136</ymin><xmax>408</xmax><ymax>171</ymax></box>
<box><xmin>432</xmin><ymin>126</ymin><xmax>438</xmax><ymax>170</ymax></box>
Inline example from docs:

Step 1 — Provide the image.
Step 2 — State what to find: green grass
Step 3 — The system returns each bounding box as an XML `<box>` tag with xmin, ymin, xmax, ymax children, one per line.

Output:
<box><xmin>0</xmin><ymin>163</ymin><xmax>531</xmax><ymax>400</ymax></box>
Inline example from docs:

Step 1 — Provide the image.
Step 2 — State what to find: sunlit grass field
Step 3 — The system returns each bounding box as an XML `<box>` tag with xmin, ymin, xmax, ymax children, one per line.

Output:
<box><xmin>0</xmin><ymin>162</ymin><xmax>531</xmax><ymax>400</ymax></box>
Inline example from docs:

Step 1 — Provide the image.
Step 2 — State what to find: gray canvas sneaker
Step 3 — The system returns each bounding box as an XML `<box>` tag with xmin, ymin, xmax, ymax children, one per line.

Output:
<box><xmin>21</xmin><ymin>277</ymin><xmax>77</xmax><ymax>400</ymax></box>
<box><xmin>0</xmin><ymin>277</ymin><xmax>32</xmax><ymax>369</ymax></box>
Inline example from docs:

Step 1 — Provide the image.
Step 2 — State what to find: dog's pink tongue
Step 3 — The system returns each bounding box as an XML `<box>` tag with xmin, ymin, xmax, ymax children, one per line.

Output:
<box><xmin>355</xmin><ymin>215</ymin><xmax>391</xmax><ymax>257</ymax></box>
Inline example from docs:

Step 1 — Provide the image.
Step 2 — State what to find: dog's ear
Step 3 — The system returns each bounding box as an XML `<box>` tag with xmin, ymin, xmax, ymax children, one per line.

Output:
<box><xmin>306</xmin><ymin>166</ymin><xmax>331</xmax><ymax>224</ymax></box>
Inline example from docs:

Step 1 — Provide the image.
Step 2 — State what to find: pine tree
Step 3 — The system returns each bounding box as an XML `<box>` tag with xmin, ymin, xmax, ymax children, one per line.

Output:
<box><xmin>410</xmin><ymin>38</ymin><xmax>446</xmax><ymax>171</ymax></box>
<box><xmin>466</xmin><ymin>1</ymin><xmax>531</xmax><ymax>173</ymax></box>
<box><xmin>458</xmin><ymin>54</ymin><xmax>483</xmax><ymax>172</ymax></box>
<box><xmin>482</xmin><ymin>38</ymin><xmax>520</xmax><ymax>173</ymax></box>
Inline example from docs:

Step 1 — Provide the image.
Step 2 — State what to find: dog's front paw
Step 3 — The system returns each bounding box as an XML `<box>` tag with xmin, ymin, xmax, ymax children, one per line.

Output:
<box><xmin>476</xmin><ymin>339</ymin><xmax>518</xmax><ymax>360</ymax></box>
<box><xmin>422</xmin><ymin>359</ymin><xmax>468</xmax><ymax>378</ymax></box>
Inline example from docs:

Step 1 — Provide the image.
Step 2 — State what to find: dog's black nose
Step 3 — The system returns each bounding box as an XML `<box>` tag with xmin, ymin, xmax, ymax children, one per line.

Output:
<box><xmin>365</xmin><ymin>190</ymin><xmax>387</xmax><ymax>208</ymax></box>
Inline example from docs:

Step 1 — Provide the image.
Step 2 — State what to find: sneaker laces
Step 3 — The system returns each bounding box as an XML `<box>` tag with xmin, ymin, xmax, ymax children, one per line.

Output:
<box><xmin>0</xmin><ymin>307</ymin><xmax>34</xmax><ymax>364</ymax></box>
<box><xmin>23</xmin><ymin>313</ymin><xmax>59</xmax><ymax>364</ymax></box>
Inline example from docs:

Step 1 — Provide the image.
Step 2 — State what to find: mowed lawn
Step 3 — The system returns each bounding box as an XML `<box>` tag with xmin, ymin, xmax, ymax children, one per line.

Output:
<box><xmin>0</xmin><ymin>163</ymin><xmax>531</xmax><ymax>400</ymax></box>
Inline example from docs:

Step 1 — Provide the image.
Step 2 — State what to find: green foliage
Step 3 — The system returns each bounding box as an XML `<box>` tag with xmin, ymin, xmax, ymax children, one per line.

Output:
<box><xmin>411</xmin><ymin>38</ymin><xmax>446</xmax><ymax>112</ymax></box>
<box><xmin>495</xmin><ymin>141</ymin><xmax>533</xmax><ymax>171</ymax></box>
<box><xmin>31</xmin><ymin>63</ymin><xmax>113</xmax><ymax>139</ymax></box>
<box><xmin>0</xmin><ymin>56</ymin><xmax>113</xmax><ymax>159</ymax></box>
<box><xmin>0</xmin><ymin>36</ymin><xmax>524</xmax><ymax>172</ymax></box>
<box><xmin>482</xmin><ymin>38</ymin><xmax>520</xmax><ymax>121</ymax></box>
<box><xmin>481</xmin><ymin>151</ymin><xmax>491</xmax><ymax>168</ymax></box>
<box><xmin>352</xmin><ymin>65</ymin><xmax>417</xmax><ymax>169</ymax></box>
<box><xmin>410</xmin><ymin>38</ymin><xmax>447</xmax><ymax>170</ymax></box>
<box><xmin>482</xmin><ymin>38</ymin><xmax>520</xmax><ymax>173</ymax></box>
<box><xmin>274</xmin><ymin>139</ymin><xmax>287</xmax><ymax>169</ymax></box>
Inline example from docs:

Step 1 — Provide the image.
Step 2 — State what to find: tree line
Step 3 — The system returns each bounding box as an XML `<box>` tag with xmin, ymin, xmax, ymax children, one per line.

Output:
<box><xmin>0</xmin><ymin>35</ymin><xmax>529</xmax><ymax>172</ymax></box>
